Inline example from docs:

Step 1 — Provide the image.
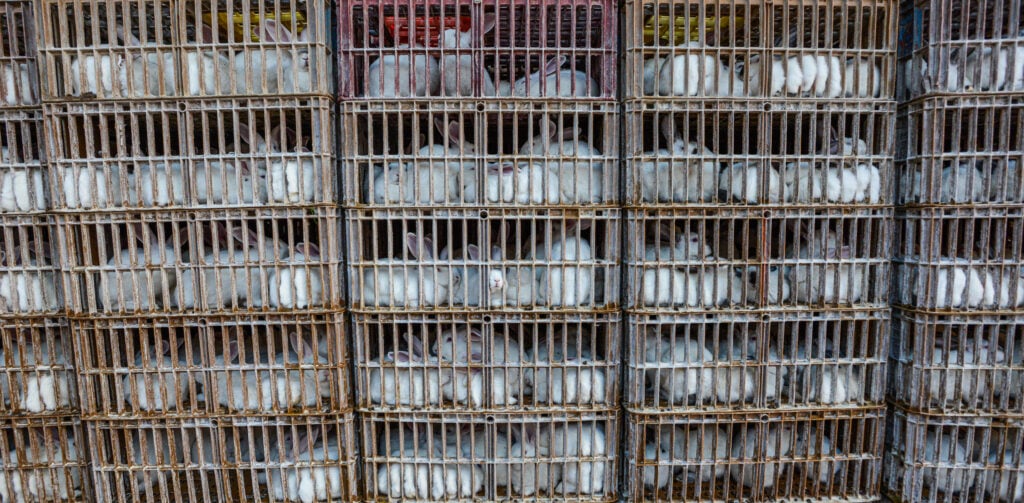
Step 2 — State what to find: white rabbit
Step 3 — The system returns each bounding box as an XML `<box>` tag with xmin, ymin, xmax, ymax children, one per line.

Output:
<box><xmin>796</xmin><ymin>427</ymin><xmax>843</xmax><ymax>486</ymax></box>
<box><xmin>783</xmin><ymin>55</ymin><xmax>804</xmax><ymax>95</ymax></box>
<box><xmin>642</xmin><ymin>56</ymin><xmax>667</xmax><ymax>95</ymax></box>
<box><xmin>985</xmin><ymin>443</ymin><xmax>1024</xmax><ymax>502</ymax></box>
<box><xmin>131</xmin><ymin>161</ymin><xmax>185</xmax><ymax>207</ymax></box>
<box><xmin>0</xmin><ymin>430</ymin><xmax>81</xmax><ymax>503</ymax></box>
<box><xmin>530</xmin><ymin>222</ymin><xmax>595</xmax><ymax>307</ymax></box>
<box><xmin>765</xmin><ymin>337</ymin><xmax>790</xmax><ymax>403</ymax></box>
<box><xmin>996</xmin><ymin>268</ymin><xmax>1024</xmax><ymax>308</ymax></box>
<box><xmin>644</xmin><ymin>333</ymin><xmax>714</xmax><ymax>405</ymax></box>
<box><xmin>123</xmin><ymin>339</ymin><xmax>190</xmax><ymax>412</ymax></box>
<box><xmin>0</xmin><ymin>243</ymin><xmax>58</xmax><ymax>314</ymax></box>
<box><xmin>434</xmin><ymin>429</ymin><xmax>484</xmax><ymax>498</ymax></box>
<box><xmin>518</xmin><ymin>120</ymin><xmax>604</xmax><ymax>204</ymax></box>
<box><xmin>939</xmin><ymin>162</ymin><xmax>987</xmax><ymax>203</ymax></box>
<box><xmin>922</xmin><ymin>430</ymin><xmax>970</xmax><ymax>496</ymax></box>
<box><xmin>68</xmin><ymin>54</ymin><xmax>128</xmax><ymax>98</ymax></box>
<box><xmin>473</xmin><ymin>428</ymin><xmax>512</xmax><ymax>488</ymax></box>
<box><xmin>550</xmin><ymin>422</ymin><xmax>607</xmax><ymax>495</ymax></box>
<box><xmin>803</xmin><ymin>365</ymin><xmax>864</xmax><ymax>404</ymax></box>
<box><xmin>719</xmin><ymin>161</ymin><xmax>786</xmax><ymax>203</ymax></box>
<box><xmin>445</xmin><ymin>244</ymin><xmax>505</xmax><ymax>307</ymax></box>
<box><xmin>273</xmin><ymin>333</ymin><xmax>333</xmax><ymax>409</ymax></box>
<box><xmin>929</xmin><ymin>337</ymin><xmax>1006</xmax><ymax>407</ymax></box>
<box><xmin>434</xmin><ymin>327</ymin><xmax>521</xmax><ymax>382</ymax></box>
<box><xmin>509</xmin><ymin>425</ymin><xmax>557</xmax><ymax>496</ymax></box>
<box><xmin>440</xmin><ymin>15</ymin><xmax>497</xmax><ymax>96</ymax></box>
<box><xmin>799</xmin><ymin>54</ymin><xmax>819</xmax><ymax>93</ymax></box>
<box><xmin>511</xmin><ymin>55</ymin><xmax>598</xmax><ymax>97</ymax></box>
<box><xmin>830</xmin><ymin>135</ymin><xmax>870</xmax><ymax>156</ymax></box>
<box><xmin>7</xmin><ymin>337</ymin><xmax>71</xmax><ymax>413</ymax></box>
<box><xmin>730</xmin><ymin>423</ymin><xmax>795</xmax><ymax>489</ymax></box>
<box><xmin>644</xmin><ymin>228</ymin><xmax>712</xmax><ymax>262</ymax></box>
<box><xmin>371</xmin><ymin>162</ymin><xmax>412</xmax><ymax>204</ymax></box>
<box><xmin>129</xmin><ymin>427</ymin><xmax>183</xmax><ymax>493</ymax></box>
<box><xmin>658</xmin><ymin>42</ymin><xmax>728</xmax><ymax>96</ymax></box>
<box><xmin>414</xmin><ymin>119</ymin><xmax>474</xmax><ymax>204</ymax></box>
<box><xmin>783</xmin><ymin>161</ymin><xmax>824</xmax><ymax>202</ymax></box>
<box><xmin>659</xmin><ymin>425</ymin><xmax>729</xmax><ymax>483</ymax></box>
<box><xmin>737</xmin><ymin>54</ymin><xmax>787</xmax><ymax>96</ymax></box>
<box><xmin>206</xmin><ymin>338</ymin><xmax>280</xmax><ymax>411</ymax></box>
<box><xmin>194</xmin><ymin>160</ymin><xmax>261</xmax><ymax>204</ymax></box>
<box><xmin>1</xmin><ymin>63</ymin><xmax>35</xmax><ymax>105</ymax></box>
<box><xmin>714</xmin><ymin>332</ymin><xmax>757</xmax><ymax>405</ymax></box>
<box><xmin>817</xmin><ymin>55</ymin><xmax>844</xmax><ymax>97</ymax></box>
<box><xmin>641</xmin><ymin>439</ymin><xmax>674</xmax><ymax>490</ymax></box>
<box><xmin>376</xmin><ymin>426</ymin><xmax>436</xmax><ymax>500</ymax></box>
<box><xmin>927</xmin><ymin>265</ymin><xmax>969</xmax><ymax>309</ymax></box>
<box><xmin>269</xmin><ymin>243</ymin><xmax>324</xmax><ymax>309</ymax></box>
<box><xmin>963</xmin><ymin>45</ymin><xmax>1010</xmax><ymax>91</ymax></box>
<box><xmin>854</xmin><ymin>163</ymin><xmax>882</xmax><ymax>203</ymax></box>
<box><xmin>174</xmin><ymin>224</ymin><xmax>268</xmax><ymax>309</ymax></box>
<box><xmin>641</xmin><ymin>117</ymin><xmax>719</xmax><ymax>203</ymax></box>
<box><xmin>361</xmin><ymin>233</ymin><xmax>453</xmax><ymax>308</ymax></box>
<box><xmin>498</xmin><ymin>264</ymin><xmax>536</xmax><ymax>308</ymax></box>
<box><xmin>485</xmin><ymin>161</ymin><xmax>560</xmax><ymax>204</ymax></box>
<box><xmin>825</xmin><ymin>165</ymin><xmax>862</xmax><ymax>203</ymax></box>
<box><xmin>367</xmin><ymin>333</ymin><xmax>446</xmax><ymax>407</ymax></box>
<box><xmin>234</xmin><ymin>19</ymin><xmax>314</xmax><ymax>94</ymax></box>
<box><xmin>843</xmin><ymin>57</ymin><xmax>882</xmax><ymax>98</ymax></box>
<box><xmin>0</xmin><ymin>168</ymin><xmax>45</xmax><ymax>213</ymax></box>
<box><xmin>268</xmin><ymin>427</ymin><xmax>345</xmax><ymax>503</ymax></box>
<box><xmin>526</xmin><ymin>331</ymin><xmax>605</xmax><ymax>405</ymax></box>
<box><xmin>989</xmin><ymin>158</ymin><xmax>1021</xmax><ymax>202</ymax></box>
<box><xmin>99</xmin><ymin>225</ymin><xmax>180</xmax><ymax>312</ymax></box>
<box><xmin>744</xmin><ymin>265</ymin><xmax>791</xmax><ymax>304</ymax></box>
<box><xmin>789</xmin><ymin>246</ymin><xmax>865</xmax><ymax>304</ymax></box>
<box><xmin>61</xmin><ymin>165</ymin><xmax>122</xmax><ymax>209</ymax></box>
<box><xmin>183</xmin><ymin>24</ymin><xmax>233</xmax><ymax>96</ymax></box>
<box><xmin>128</xmin><ymin>51</ymin><xmax>178</xmax><ymax>96</ymax></box>
<box><xmin>640</xmin><ymin>268</ymin><xmax>691</xmax><ymax>307</ymax></box>
<box><xmin>269</xmin><ymin>154</ymin><xmax>316</xmax><ymax>204</ymax></box>
<box><xmin>365</xmin><ymin>44</ymin><xmax>440</xmax><ymax>97</ymax></box>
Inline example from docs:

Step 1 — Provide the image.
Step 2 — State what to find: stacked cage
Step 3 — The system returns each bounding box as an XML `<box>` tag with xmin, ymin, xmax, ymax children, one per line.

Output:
<box><xmin>0</xmin><ymin>1</ymin><xmax>87</xmax><ymax>501</ymax></box>
<box><xmin>338</xmin><ymin>0</ymin><xmax>620</xmax><ymax>500</ymax></box>
<box><xmin>886</xmin><ymin>1</ymin><xmax>1024</xmax><ymax>501</ymax></box>
<box><xmin>36</xmin><ymin>1</ymin><xmax>356</xmax><ymax>501</ymax></box>
<box><xmin>622</xmin><ymin>1</ymin><xmax>896</xmax><ymax>501</ymax></box>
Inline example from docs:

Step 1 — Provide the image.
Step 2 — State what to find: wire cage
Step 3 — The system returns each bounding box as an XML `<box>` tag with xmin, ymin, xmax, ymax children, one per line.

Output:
<box><xmin>0</xmin><ymin>112</ymin><xmax>48</xmax><ymax>215</ymax></box>
<box><xmin>890</xmin><ymin>311</ymin><xmax>1024</xmax><ymax>416</ymax></box>
<box><xmin>352</xmin><ymin>312</ymin><xmax>621</xmax><ymax>413</ymax></box>
<box><xmin>362</xmin><ymin>411</ymin><xmax>619</xmax><ymax>501</ymax></box>
<box><xmin>337</xmin><ymin>0</ymin><xmax>617</xmax><ymax>100</ymax></box>
<box><xmin>896</xmin><ymin>96</ymin><xmax>1023</xmax><ymax>207</ymax></box>
<box><xmin>36</xmin><ymin>0</ymin><xmax>333</xmax><ymax>100</ymax></box>
<box><xmin>0</xmin><ymin>317</ymin><xmax>77</xmax><ymax>417</ymax></box>
<box><xmin>623</xmin><ymin>0</ymin><xmax>898</xmax><ymax>100</ymax></box>
<box><xmin>45</xmin><ymin>99</ymin><xmax>336</xmax><ymax>212</ymax></box>
<box><xmin>623</xmin><ymin>105</ymin><xmax>895</xmax><ymax>207</ymax></box>
<box><xmin>625</xmin><ymin>408</ymin><xmax>886</xmax><ymax>502</ymax></box>
<box><xmin>340</xmin><ymin>103</ymin><xmax>619</xmax><ymax>208</ymax></box>
<box><xmin>56</xmin><ymin>208</ymin><xmax>343</xmax><ymax>315</ymax></box>
<box><xmin>625</xmin><ymin>209</ymin><xmax>892</xmax><ymax>312</ymax></box>
<box><xmin>897</xmin><ymin>0</ymin><xmax>1024</xmax><ymax>101</ymax></box>
<box><xmin>347</xmin><ymin>208</ymin><xmax>621</xmax><ymax>312</ymax></box>
<box><xmin>72</xmin><ymin>312</ymin><xmax>348</xmax><ymax>419</ymax></box>
<box><xmin>0</xmin><ymin>1</ymin><xmax>40</xmax><ymax>108</ymax></box>
<box><xmin>87</xmin><ymin>414</ymin><xmax>358</xmax><ymax>503</ymax></box>
<box><xmin>0</xmin><ymin>417</ymin><xmax>89</xmax><ymax>503</ymax></box>
<box><xmin>0</xmin><ymin>216</ymin><xmax>60</xmax><ymax>316</ymax></box>
<box><xmin>626</xmin><ymin>311</ymin><xmax>888</xmax><ymax>412</ymax></box>
<box><xmin>883</xmin><ymin>406</ymin><xmax>1024</xmax><ymax>503</ymax></box>
<box><xmin>893</xmin><ymin>208</ymin><xmax>1024</xmax><ymax>312</ymax></box>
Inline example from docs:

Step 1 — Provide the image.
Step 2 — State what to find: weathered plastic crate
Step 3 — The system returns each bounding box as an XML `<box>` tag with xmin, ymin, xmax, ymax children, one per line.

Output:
<box><xmin>37</xmin><ymin>0</ymin><xmax>332</xmax><ymax>100</ymax></box>
<box><xmin>0</xmin><ymin>1</ymin><xmax>41</xmax><ymax>108</ymax></box>
<box><xmin>0</xmin><ymin>216</ymin><xmax>60</xmax><ymax>316</ymax></box>
<box><xmin>45</xmin><ymin>99</ymin><xmax>336</xmax><ymax>211</ymax></box>
<box><xmin>340</xmin><ymin>103</ymin><xmax>619</xmax><ymax>208</ymax></box>
<box><xmin>0</xmin><ymin>317</ymin><xmax>77</xmax><ymax>417</ymax></box>
<box><xmin>56</xmin><ymin>209</ymin><xmax>343</xmax><ymax>315</ymax></box>
<box><xmin>87</xmin><ymin>414</ymin><xmax>358</xmax><ymax>503</ymax></box>
<box><xmin>624</xmin><ymin>104</ymin><xmax>894</xmax><ymax>207</ymax></box>
<box><xmin>898</xmin><ymin>0</ymin><xmax>1024</xmax><ymax>100</ymax></box>
<box><xmin>0</xmin><ymin>112</ymin><xmax>48</xmax><ymax>215</ymax></box>
<box><xmin>626</xmin><ymin>311</ymin><xmax>888</xmax><ymax>411</ymax></box>
<box><xmin>883</xmin><ymin>406</ymin><xmax>1024</xmax><ymax>503</ymax></box>
<box><xmin>337</xmin><ymin>0</ymin><xmax>617</xmax><ymax>100</ymax></box>
<box><xmin>352</xmin><ymin>312</ymin><xmax>620</xmax><ymax>413</ymax></box>
<box><xmin>347</xmin><ymin>208</ymin><xmax>621</xmax><ymax>312</ymax></box>
<box><xmin>72</xmin><ymin>313</ymin><xmax>348</xmax><ymax>419</ymax></box>
<box><xmin>625</xmin><ymin>209</ymin><xmax>892</xmax><ymax>312</ymax></box>
<box><xmin>893</xmin><ymin>208</ymin><xmax>1024</xmax><ymax>312</ymax></box>
<box><xmin>624</xmin><ymin>0</ymin><xmax>897</xmax><ymax>100</ymax></box>
<box><xmin>890</xmin><ymin>311</ymin><xmax>1024</xmax><ymax>415</ymax></box>
<box><xmin>0</xmin><ymin>417</ymin><xmax>89</xmax><ymax>503</ymax></box>
<box><xmin>896</xmin><ymin>96</ymin><xmax>1022</xmax><ymax>206</ymax></box>
<box><xmin>625</xmin><ymin>408</ymin><xmax>886</xmax><ymax>502</ymax></box>
<box><xmin>362</xmin><ymin>411</ymin><xmax>619</xmax><ymax>501</ymax></box>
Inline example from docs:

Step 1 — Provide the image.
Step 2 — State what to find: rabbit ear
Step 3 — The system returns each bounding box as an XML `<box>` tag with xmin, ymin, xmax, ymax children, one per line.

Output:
<box><xmin>132</xmin><ymin>223</ymin><xmax>148</xmax><ymax>246</ymax></box>
<box><xmin>543</xmin><ymin>55</ymin><xmax>567</xmax><ymax>75</ymax></box>
<box><xmin>404</xmin><ymin>333</ymin><xmax>424</xmax><ymax>357</ymax></box>
<box><xmin>406</xmin><ymin>233</ymin><xmax>422</xmax><ymax>259</ymax></box>
<box><xmin>446</xmin><ymin>121</ymin><xmax>463</xmax><ymax>148</ymax></box>
<box><xmin>659</xmin><ymin>116</ymin><xmax>678</xmax><ymax>144</ymax></box>
<box><xmin>393</xmin><ymin>350</ymin><xmax>411</xmax><ymax>363</ymax></box>
<box><xmin>297</xmin><ymin>243</ymin><xmax>320</xmax><ymax>258</ymax></box>
<box><xmin>260</xmin><ymin>19</ymin><xmax>293</xmax><ymax>43</ymax></box>
<box><xmin>839</xmin><ymin>245</ymin><xmax>852</xmax><ymax>259</ymax></box>
<box><xmin>490</xmin><ymin>245</ymin><xmax>503</xmax><ymax>260</ymax></box>
<box><xmin>226</xmin><ymin>339</ymin><xmax>239</xmax><ymax>361</ymax></box>
<box><xmin>198</xmin><ymin>24</ymin><xmax>216</xmax><ymax>44</ymax></box>
<box><xmin>466</xmin><ymin>245</ymin><xmax>480</xmax><ymax>261</ymax></box>
<box><xmin>114</xmin><ymin>23</ymin><xmax>142</xmax><ymax>46</ymax></box>
<box><xmin>482</xmin><ymin>14</ymin><xmax>497</xmax><ymax>34</ymax></box>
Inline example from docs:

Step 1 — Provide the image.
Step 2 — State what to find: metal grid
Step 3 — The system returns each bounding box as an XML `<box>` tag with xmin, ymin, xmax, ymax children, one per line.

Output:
<box><xmin>896</xmin><ymin>96</ymin><xmax>1023</xmax><ymax>206</ymax></box>
<box><xmin>625</xmin><ymin>209</ymin><xmax>892</xmax><ymax>312</ymax></box>
<box><xmin>626</xmin><ymin>312</ymin><xmax>889</xmax><ymax>411</ymax></box>
<box><xmin>36</xmin><ymin>0</ymin><xmax>333</xmax><ymax>100</ymax></box>
<box><xmin>625</xmin><ymin>408</ymin><xmax>886</xmax><ymax>502</ymax></box>
<box><xmin>44</xmin><ymin>99</ymin><xmax>336</xmax><ymax>211</ymax></box>
<box><xmin>883</xmin><ymin>406</ymin><xmax>1024</xmax><ymax>503</ymax></box>
<box><xmin>0</xmin><ymin>1</ymin><xmax>40</xmax><ymax>108</ymax></box>
<box><xmin>893</xmin><ymin>208</ymin><xmax>1024</xmax><ymax>312</ymax></box>
<box><xmin>346</xmin><ymin>208</ymin><xmax>620</xmax><ymax>312</ymax></box>
<box><xmin>352</xmin><ymin>312</ymin><xmax>620</xmax><ymax>412</ymax></box>
<box><xmin>72</xmin><ymin>313</ymin><xmax>348</xmax><ymax>419</ymax></box>
<box><xmin>0</xmin><ymin>112</ymin><xmax>48</xmax><ymax>215</ymax></box>
<box><xmin>890</xmin><ymin>312</ymin><xmax>1024</xmax><ymax>416</ymax></box>
<box><xmin>0</xmin><ymin>317</ymin><xmax>77</xmax><ymax>417</ymax></box>
<box><xmin>86</xmin><ymin>414</ymin><xmax>358</xmax><ymax>503</ymax></box>
<box><xmin>361</xmin><ymin>412</ymin><xmax>619</xmax><ymax>501</ymax></box>
<box><xmin>56</xmin><ymin>209</ymin><xmax>343</xmax><ymax>315</ymax></box>
<box><xmin>340</xmin><ymin>103</ymin><xmax>619</xmax><ymax>208</ymax></box>
<box><xmin>898</xmin><ymin>0</ymin><xmax>1024</xmax><ymax>101</ymax></box>
<box><xmin>624</xmin><ymin>105</ymin><xmax>895</xmax><ymax>207</ymax></box>
<box><xmin>0</xmin><ymin>215</ymin><xmax>60</xmax><ymax>316</ymax></box>
<box><xmin>623</xmin><ymin>0</ymin><xmax>897</xmax><ymax>100</ymax></box>
<box><xmin>337</xmin><ymin>0</ymin><xmax>617</xmax><ymax>100</ymax></box>
<box><xmin>0</xmin><ymin>417</ymin><xmax>89</xmax><ymax>503</ymax></box>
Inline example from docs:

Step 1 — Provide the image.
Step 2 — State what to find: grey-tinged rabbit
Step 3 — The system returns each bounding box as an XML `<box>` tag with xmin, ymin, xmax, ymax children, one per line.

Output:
<box><xmin>549</xmin><ymin>422</ymin><xmax>608</xmax><ymax>495</ymax></box>
<box><xmin>0</xmin><ymin>428</ymin><xmax>81</xmax><ymax>503</ymax></box>
<box><xmin>659</xmin><ymin>424</ymin><xmax>729</xmax><ymax>484</ymax></box>
<box><xmin>267</xmin><ymin>427</ymin><xmax>345</xmax><ymax>503</ymax></box>
<box><xmin>1</xmin><ymin>335</ymin><xmax>71</xmax><ymax>413</ymax></box>
<box><xmin>730</xmin><ymin>423</ymin><xmax>795</xmax><ymax>489</ymax></box>
<box><xmin>640</xmin><ymin>117</ymin><xmax>719</xmax><ymax>203</ymax></box>
<box><xmin>365</xmin><ymin>45</ymin><xmax>440</xmax><ymax>97</ymax></box>
<box><xmin>367</xmin><ymin>333</ymin><xmax>446</xmax><ymax>407</ymax></box>
<box><xmin>360</xmin><ymin>233</ymin><xmax>454</xmax><ymax>308</ymax></box>
<box><xmin>123</xmin><ymin>339</ymin><xmax>191</xmax><ymax>412</ymax></box>
<box><xmin>234</xmin><ymin>19</ymin><xmax>314</xmax><ymax>94</ymax></box>
<box><xmin>439</xmin><ymin>15</ymin><xmax>497</xmax><ymax>96</ymax></box>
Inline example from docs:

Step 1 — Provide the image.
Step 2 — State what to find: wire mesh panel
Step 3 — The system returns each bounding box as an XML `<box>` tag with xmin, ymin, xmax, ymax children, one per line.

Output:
<box><xmin>898</xmin><ymin>0</ymin><xmax>1024</xmax><ymax>100</ymax></box>
<box><xmin>87</xmin><ymin>414</ymin><xmax>357</xmax><ymax>503</ymax></box>
<box><xmin>0</xmin><ymin>1</ymin><xmax>40</xmax><ymax>108</ymax></box>
<box><xmin>57</xmin><ymin>209</ymin><xmax>343</xmax><ymax>315</ymax></box>
<box><xmin>353</xmin><ymin>312</ymin><xmax>620</xmax><ymax>412</ymax></box>
<box><xmin>896</xmin><ymin>96</ymin><xmax>1023</xmax><ymax>207</ymax></box>
<box><xmin>0</xmin><ymin>317</ymin><xmax>77</xmax><ymax>417</ymax></box>
<box><xmin>362</xmin><ymin>412</ymin><xmax>619</xmax><ymax>501</ymax></box>
<box><xmin>884</xmin><ymin>407</ymin><xmax>1024</xmax><ymax>503</ymax></box>
<box><xmin>340</xmin><ymin>103</ymin><xmax>619</xmax><ymax>208</ymax></box>
<box><xmin>893</xmin><ymin>208</ymin><xmax>1024</xmax><ymax>312</ymax></box>
<box><xmin>72</xmin><ymin>313</ymin><xmax>348</xmax><ymax>419</ymax></box>
<box><xmin>0</xmin><ymin>112</ymin><xmax>48</xmax><ymax>215</ymax></box>
<box><xmin>890</xmin><ymin>312</ymin><xmax>1024</xmax><ymax>416</ymax></box>
<box><xmin>626</xmin><ymin>312</ymin><xmax>888</xmax><ymax>411</ymax></box>
<box><xmin>0</xmin><ymin>216</ymin><xmax>60</xmax><ymax>316</ymax></box>
<box><xmin>0</xmin><ymin>417</ymin><xmax>89</xmax><ymax>503</ymax></box>
<box><xmin>337</xmin><ymin>0</ymin><xmax>617</xmax><ymax>100</ymax></box>
<box><xmin>625</xmin><ymin>209</ymin><xmax>892</xmax><ymax>312</ymax></box>
<box><xmin>623</xmin><ymin>0</ymin><xmax>897</xmax><ymax>100</ymax></box>
<box><xmin>625</xmin><ymin>409</ymin><xmax>885</xmax><ymax>502</ymax></box>
<box><xmin>347</xmin><ymin>209</ymin><xmax>620</xmax><ymax>312</ymax></box>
